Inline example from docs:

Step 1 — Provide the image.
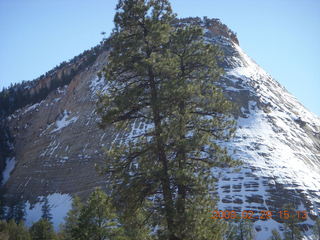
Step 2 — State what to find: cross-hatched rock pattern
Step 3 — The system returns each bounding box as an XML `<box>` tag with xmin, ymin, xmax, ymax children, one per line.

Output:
<box><xmin>1</xmin><ymin>18</ymin><xmax>319</xmax><ymax>239</ymax></box>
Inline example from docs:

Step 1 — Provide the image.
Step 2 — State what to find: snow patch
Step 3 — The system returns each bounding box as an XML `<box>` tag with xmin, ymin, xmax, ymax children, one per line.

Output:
<box><xmin>1</xmin><ymin>157</ymin><xmax>15</xmax><ymax>185</ymax></box>
<box><xmin>89</xmin><ymin>76</ymin><xmax>108</xmax><ymax>99</ymax></box>
<box><xmin>254</xmin><ymin>219</ymin><xmax>283</xmax><ymax>240</ymax></box>
<box><xmin>51</xmin><ymin>110</ymin><xmax>79</xmax><ymax>133</ymax></box>
<box><xmin>23</xmin><ymin>102</ymin><xmax>41</xmax><ymax>114</ymax></box>
<box><xmin>25</xmin><ymin>193</ymin><xmax>72</xmax><ymax>231</ymax></box>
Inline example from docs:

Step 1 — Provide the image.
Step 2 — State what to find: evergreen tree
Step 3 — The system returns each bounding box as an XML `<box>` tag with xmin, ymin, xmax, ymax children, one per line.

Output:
<box><xmin>0</xmin><ymin>220</ymin><xmax>9</xmax><ymax>240</ymax></box>
<box><xmin>60</xmin><ymin>195</ymin><xmax>82</xmax><ymax>240</ymax></box>
<box><xmin>269</xmin><ymin>229</ymin><xmax>282</xmax><ymax>240</ymax></box>
<box><xmin>117</xmin><ymin>203</ymin><xmax>154</xmax><ymax>240</ymax></box>
<box><xmin>97</xmin><ymin>1</ymin><xmax>236</xmax><ymax>239</ymax></box>
<box><xmin>225</xmin><ymin>219</ymin><xmax>254</xmax><ymax>240</ymax></box>
<box><xmin>0</xmin><ymin>197</ymin><xmax>5</xmax><ymax>220</ymax></box>
<box><xmin>282</xmin><ymin>204</ymin><xmax>303</xmax><ymax>240</ymax></box>
<box><xmin>97</xmin><ymin>1</ymin><xmax>177</xmax><ymax>238</ymax></box>
<box><xmin>312</xmin><ymin>216</ymin><xmax>320</xmax><ymax>240</ymax></box>
<box><xmin>13</xmin><ymin>201</ymin><xmax>26</xmax><ymax>224</ymax></box>
<box><xmin>29</xmin><ymin>219</ymin><xmax>56</xmax><ymax>240</ymax></box>
<box><xmin>72</xmin><ymin>188</ymin><xmax>125</xmax><ymax>240</ymax></box>
<box><xmin>5</xmin><ymin>200</ymin><xmax>26</xmax><ymax>224</ymax></box>
<box><xmin>41</xmin><ymin>197</ymin><xmax>53</xmax><ymax>223</ymax></box>
<box><xmin>0</xmin><ymin>219</ymin><xmax>32</xmax><ymax>240</ymax></box>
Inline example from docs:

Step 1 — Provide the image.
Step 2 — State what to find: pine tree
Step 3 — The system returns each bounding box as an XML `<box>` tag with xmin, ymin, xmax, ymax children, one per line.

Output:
<box><xmin>97</xmin><ymin>0</ymin><xmax>236</xmax><ymax>239</ymax></box>
<box><xmin>0</xmin><ymin>220</ymin><xmax>9</xmax><ymax>240</ymax></box>
<box><xmin>60</xmin><ymin>195</ymin><xmax>82</xmax><ymax>240</ymax></box>
<box><xmin>13</xmin><ymin>201</ymin><xmax>26</xmax><ymax>224</ymax></box>
<box><xmin>29</xmin><ymin>219</ymin><xmax>56</xmax><ymax>240</ymax></box>
<box><xmin>312</xmin><ymin>216</ymin><xmax>320</xmax><ymax>240</ymax></box>
<box><xmin>225</xmin><ymin>219</ymin><xmax>254</xmax><ymax>240</ymax></box>
<box><xmin>41</xmin><ymin>197</ymin><xmax>53</xmax><ymax>223</ymax></box>
<box><xmin>269</xmin><ymin>229</ymin><xmax>282</xmax><ymax>240</ymax></box>
<box><xmin>72</xmin><ymin>188</ymin><xmax>125</xmax><ymax>240</ymax></box>
<box><xmin>283</xmin><ymin>204</ymin><xmax>303</xmax><ymax>240</ymax></box>
<box><xmin>5</xmin><ymin>200</ymin><xmax>26</xmax><ymax>224</ymax></box>
<box><xmin>117</xmin><ymin>202</ymin><xmax>154</xmax><ymax>240</ymax></box>
<box><xmin>0</xmin><ymin>197</ymin><xmax>6</xmax><ymax>220</ymax></box>
<box><xmin>98</xmin><ymin>0</ymin><xmax>238</xmax><ymax>239</ymax></box>
<box><xmin>0</xmin><ymin>219</ymin><xmax>31</xmax><ymax>240</ymax></box>
<box><xmin>97</xmin><ymin>1</ymin><xmax>178</xmax><ymax>238</ymax></box>
<box><xmin>159</xmin><ymin>23</ymin><xmax>236</xmax><ymax>239</ymax></box>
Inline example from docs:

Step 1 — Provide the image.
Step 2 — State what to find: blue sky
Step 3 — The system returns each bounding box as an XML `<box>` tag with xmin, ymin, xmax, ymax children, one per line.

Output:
<box><xmin>0</xmin><ymin>0</ymin><xmax>319</xmax><ymax>115</ymax></box>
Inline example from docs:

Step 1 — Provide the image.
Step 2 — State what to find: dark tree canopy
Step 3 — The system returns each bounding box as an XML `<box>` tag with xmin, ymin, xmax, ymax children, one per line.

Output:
<box><xmin>97</xmin><ymin>1</ymin><xmax>237</xmax><ymax>239</ymax></box>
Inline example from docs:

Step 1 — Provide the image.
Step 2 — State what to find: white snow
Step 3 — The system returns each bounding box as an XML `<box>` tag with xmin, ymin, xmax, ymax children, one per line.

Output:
<box><xmin>59</xmin><ymin>156</ymin><xmax>69</xmax><ymax>164</ymax></box>
<box><xmin>25</xmin><ymin>193</ymin><xmax>72</xmax><ymax>231</ymax></box>
<box><xmin>1</xmin><ymin>157</ymin><xmax>15</xmax><ymax>185</ymax></box>
<box><xmin>57</xmin><ymin>85</ymin><xmax>67</xmax><ymax>95</ymax></box>
<box><xmin>89</xmin><ymin>76</ymin><xmax>108</xmax><ymax>98</ymax></box>
<box><xmin>50</xmin><ymin>110</ymin><xmax>79</xmax><ymax>133</ymax></box>
<box><xmin>40</xmin><ymin>139</ymin><xmax>60</xmax><ymax>157</ymax></box>
<box><xmin>253</xmin><ymin>219</ymin><xmax>283</xmax><ymax>240</ymax></box>
<box><xmin>212</xmin><ymin>40</ymin><xmax>320</xmax><ymax>239</ymax></box>
<box><xmin>117</xmin><ymin>119</ymin><xmax>154</xmax><ymax>145</ymax></box>
<box><xmin>53</xmin><ymin>97</ymin><xmax>61</xmax><ymax>103</ymax></box>
<box><xmin>223</xmin><ymin>44</ymin><xmax>320</xmax><ymax>197</ymax></box>
<box><xmin>23</xmin><ymin>103</ymin><xmax>41</xmax><ymax>114</ymax></box>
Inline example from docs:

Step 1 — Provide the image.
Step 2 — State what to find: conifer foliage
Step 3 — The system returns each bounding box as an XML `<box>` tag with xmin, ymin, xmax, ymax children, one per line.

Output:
<box><xmin>59</xmin><ymin>189</ymin><xmax>127</xmax><ymax>240</ymax></box>
<box><xmin>282</xmin><ymin>204</ymin><xmax>303</xmax><ymax>240</ymax></box>
<box><xmin>41</xmin><ymin>197</ymin><xmax>53</xmax><ymax>223</ymax></box>
<box><xmin>0</xmin><ymin>219</ymin><xmax>31</xmax><ymax>240</ymax></box>
<box><xmin>29</xmin><ymin>219</ymin><xmax>56</xmax><ymax>240</ymax></box>
<box><xmin>97</xmin><ymin>0</ymin><xmax>236</xmax><ymax>239</ymax></box>
<box><xmin>312</xmin><ymin>216</ymin><xmax>320</xmax><ymax>240</ymax></box>
<box><xmin>60</xmin><ymin>196</ymin><xmax>82</xmax><ymax>240</ymax></box>
<box><xmin>71</xmin><ymin>188</ymin><xmax>125</xmax><ymax>240</ymax></box>
<box><xmin>269</xmin><ymin>229</ymin><xmax>282</xmax><ymax>240</ymax></box>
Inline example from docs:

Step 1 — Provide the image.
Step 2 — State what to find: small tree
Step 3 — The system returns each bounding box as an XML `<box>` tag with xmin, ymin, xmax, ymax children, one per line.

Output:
<box><xmin>226</xmin><ymin>219</ymin><xmax>254</xmax><ymax>240</ymax></box>
<box><xmin>312</xmin><ymin>216</ymin><xmax>320</xmax><ymax>240</ymax></box>
<box><xmin>269</xmin><ymin>229</ymin><xmax>282</xmax><ymax>240</ymax></box>
<box><xmin>60</xmin><ymin>195</ymin><xmax>82</xmax><ymax>240</ymax></box>
<box><xmin>13</xmin><ymin>201</ymin><xmax>27</xmax><ymax>224</ymax></box>
<box><xmin>41</xmin><ymin>197</ymin><xmax>53</xmax><ymax>223</ymax></box>
<box><xmin>283</xmin><ymin>204</ymin><xmax>303</xmax><ymax>240</ymax></box>
<box><xmin>0</xmin><ymin>197</ymin><xmax>6</xmax><ymax>220</ymax></box>
<box><xmin>29</xmin><ymin>219</ymin><xmax>56</xmax><ymax>240</ymax></box>
<box><xmin>72</xmin><ymin>188</ymin><xmax>125</xmax><ymax>240</ymax></box>
<box><xmin>5</xmin><ymin>200</ymin><xmax>26</xmax><ymax>224</ymax></box>
<box><xmin>0</xmin><ymin>219</ymin><xmax>31</xmax><ymax>240</ymax></box>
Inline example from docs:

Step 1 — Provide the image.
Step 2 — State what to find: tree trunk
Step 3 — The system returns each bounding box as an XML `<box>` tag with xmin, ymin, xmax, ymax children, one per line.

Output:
<box><xmin>148</xmin><ymin>68</ymin><xmax>178</xmax><ymax>240</ymax></box>
<box><xmin>176</xmin><ymin>100</ymin><xmax>187</xmax><ymax>226</ymax></box>
<box><xmin>176</xmin><ymin>62</ymin><xmax>187</xmax><ymax>225</ymax></box>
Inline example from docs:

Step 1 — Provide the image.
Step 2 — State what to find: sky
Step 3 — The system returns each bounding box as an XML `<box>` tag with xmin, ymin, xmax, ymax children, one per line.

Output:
<box><xmin>0</xmin><ymin>0</ymin><xmax>319</xmax><ymax>115</ymax></box>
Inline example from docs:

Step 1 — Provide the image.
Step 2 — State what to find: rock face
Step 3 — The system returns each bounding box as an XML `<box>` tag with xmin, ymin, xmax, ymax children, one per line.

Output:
<box><xmin>2</xmin><ymin>50</ymin><xmax>111</xmax><ymax>202</ymax></box>
<box><xmin>1</xmin><ymin>18</ymin><xmax>319</xmax><ymax>238</ymax></box>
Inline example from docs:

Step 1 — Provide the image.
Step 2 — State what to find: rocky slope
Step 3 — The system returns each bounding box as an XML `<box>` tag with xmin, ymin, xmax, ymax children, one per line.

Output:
<box><xmin>1</xmin><ymin>17</ymin><xmax>319</xmax><ymax>239</ymax></box>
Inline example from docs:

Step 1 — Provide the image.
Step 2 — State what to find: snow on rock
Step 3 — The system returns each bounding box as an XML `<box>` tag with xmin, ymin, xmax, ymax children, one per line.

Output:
<box><xmin>89</xmin><ymin>76</ymin><xmax>108</xmax><ymax>98</ymax></box>
<box><xmin>1</xmin><ymin>157</ymin><xmax>15</xmax><ymax>185</ymax></box>
<box><xmin>59</xmin><ymin>156</ymin><xmax>69</xmax><ymax>164</ymax></box>
<box><xmin>90</xmin><ymin>76</ymin><xmax>103</xmax><ymax>93</ymax></box>
<box><xmin>223</xmin><ymin>43</ymin><xmax>320</xmax><ymax>196</ymax></box>
<box><xmin>25</xmin><ymin>193</ymin><xmax>72</xmax><ymax>231</ymax></box>
<box><xmin>23</xmin><ymin>102</ymin><xmax>41</xmax><ymax>115</ymax></box>
<box><xmin>213</xmin><ymin>39</ymin><xmax>320</xmax><ymax>239</ymax></box>
<box><xmin>57</xmin><ymin>85</ymin><xmax>67</xmax><ymax>95</ymax></box>
<box><xmin>229</xmin><ymin>104</ymin><xmax>320</xmax><ymax>193</ymax></box>
<box><xmin>51</xmin><ymin>110</ymin><xmax>79</xmax><ymax>133</ymax></box>
<box><xmin>253</xmin><ymin>219</ymin><xmax>283</xmax><ymax>240</ymax></box>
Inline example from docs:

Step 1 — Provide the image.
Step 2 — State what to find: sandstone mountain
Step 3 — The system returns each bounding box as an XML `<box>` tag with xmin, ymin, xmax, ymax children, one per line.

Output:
<box><xmin>0</xmin><ymin>17</ymin><xmax>319</xmax><ymax>239</ymax></box>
